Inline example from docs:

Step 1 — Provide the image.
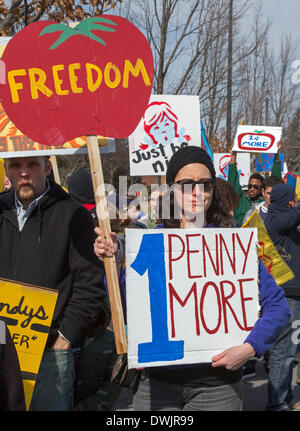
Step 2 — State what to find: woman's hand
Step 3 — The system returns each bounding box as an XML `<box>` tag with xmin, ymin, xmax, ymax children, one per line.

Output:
<box><xmin>94</xmin><ymin>227</ymin><xmax>118</xmax><ymax>262</ymax></box>
<box><xmin>211</xmin><ymin>343</ymin><xmax>256</xmax><ymax>371</ymax></box>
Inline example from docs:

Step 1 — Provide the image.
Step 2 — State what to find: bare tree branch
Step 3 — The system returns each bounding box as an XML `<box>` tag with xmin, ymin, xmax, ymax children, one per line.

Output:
<box><xmin>0</xmin><ymin>0</ymin><xmax>23</xmax><ymax>32</ymax></box>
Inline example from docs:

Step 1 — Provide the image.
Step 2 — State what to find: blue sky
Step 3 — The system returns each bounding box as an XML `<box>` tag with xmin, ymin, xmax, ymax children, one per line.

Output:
<box><xmin>259</xmin><ymin>0</ymin><xmax>300</xmax><ymax>58</ymax></box>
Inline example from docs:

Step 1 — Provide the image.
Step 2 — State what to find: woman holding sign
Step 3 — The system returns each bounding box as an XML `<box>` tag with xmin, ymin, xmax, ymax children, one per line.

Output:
<box><xmin>94</xmin><ymin>146</ymin><xmax>290</xmax><ymax>411</ymax></box>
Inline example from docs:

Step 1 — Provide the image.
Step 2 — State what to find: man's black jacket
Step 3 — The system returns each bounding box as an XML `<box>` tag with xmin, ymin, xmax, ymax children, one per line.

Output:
<box><xmin>265</xmin><ymin>205</ymin><xmax>300</xmax><ymax>297</ymax></box>
<box><xmin>0</xmin><ymin>181</ymin><xmax>107</xmax><ymax>346</ymax></box>
<box><xmin>0</xmin><ymin>323</ymin><xmax>26</xmax><ymax>411</ymax></box>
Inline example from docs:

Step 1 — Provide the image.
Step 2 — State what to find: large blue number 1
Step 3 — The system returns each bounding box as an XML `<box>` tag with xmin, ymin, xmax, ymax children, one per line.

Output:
<box><xmin>131</xmin><ymin>233</ymin><xmax>184</xmax><ymax>363</ymax></box>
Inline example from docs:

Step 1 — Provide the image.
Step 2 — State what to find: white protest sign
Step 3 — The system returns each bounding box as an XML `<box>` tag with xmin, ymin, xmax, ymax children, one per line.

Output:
<box><xmin>214</xmin><ymin>152</ymin><xmax>250</xmax><ymax>187</ymax></box>
<box><xmin>126</xmin><ymin>228</ymin><xmax>259</xmax><ymax>369</ymax></box>
<box><xmin>128</xmin><ymin>95</ymin><xmax>201</xmax><ymax>176</ymax></box>
<box><xmin>232</xmin><ymin>125</ymin><xmax>282</xmax><ymax>154</ymax></box>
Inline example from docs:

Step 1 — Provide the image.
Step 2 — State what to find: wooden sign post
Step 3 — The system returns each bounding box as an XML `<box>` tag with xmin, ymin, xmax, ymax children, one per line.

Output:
<box><xmin>87</xmin><ymin>135</ymin><xmax>127</xmax><ymax>353</ymax></box>
<box><xmin>50</xmin><ymin>156</ymin><xmax>61</xmax><ymax>185</ymax></box>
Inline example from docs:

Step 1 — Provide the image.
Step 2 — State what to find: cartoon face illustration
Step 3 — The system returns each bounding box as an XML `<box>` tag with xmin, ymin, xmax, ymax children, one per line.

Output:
<box><xmin>219</xmin><ymin>155</ymin><xmax>230</xmax><ymax>178</ymax></box>
<box><xmin>150</xmin><ymin>115</ymin><xmax>176</xmax><ymax>144</ymax></box>
<box><xmin>143</xmin><ymin>101</ymin><xmax>179</xmax><ymax>145</ymax></box>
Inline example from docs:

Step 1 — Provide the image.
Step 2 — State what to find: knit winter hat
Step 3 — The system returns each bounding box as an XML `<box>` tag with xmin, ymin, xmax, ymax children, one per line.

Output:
<box><xmin>67</xmin><ymin>167</ymin><xmax>95</xmax><ymax>204</ymax></box>
<box><xmin>166</xmin><ymin>146</ymin><xmax>216</xmax><ymax>185</ymax></box>
<box><xmin>270</xmin><ymin>183</ymin><xmax>295</xmax><ymax>206</ymax></box>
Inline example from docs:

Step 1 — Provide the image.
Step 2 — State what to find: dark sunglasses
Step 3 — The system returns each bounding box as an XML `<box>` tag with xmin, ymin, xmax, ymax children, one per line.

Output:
<box><xmin>248</xmin><ymin>184</ymin><xmax>262</xmax><ymax>190</ymax></box>
<box><xmin>174</xmin><ymin>179</ymin><xmax>214</xmax><ymax>193</ymax></box>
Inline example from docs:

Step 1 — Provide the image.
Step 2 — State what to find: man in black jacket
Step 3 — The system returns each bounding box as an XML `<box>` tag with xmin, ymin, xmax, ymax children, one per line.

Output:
<box><xmin>264</xmin><ymin>183</ymin><xmax>300</xmax><ymax>411</ymax></box>
<box><xmin>0</xmin><ymin>320</ymin><xmax>26</xmax><ymax>411</ymax></box>
<box><xmin>0</xmin><ymin>156</ymin><xmax>107</xmax><ymax>411</ymax></box>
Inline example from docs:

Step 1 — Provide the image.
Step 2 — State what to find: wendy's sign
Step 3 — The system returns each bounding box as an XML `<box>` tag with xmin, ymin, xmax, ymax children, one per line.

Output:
<box><xmin>0</xmin><ymin>16</ymin><xmax>154</xmax><ymax>146</ymax></box>
<box><xmin>233</xmin><ymin>125</ymin><xmax>282</xmax><ymax>154</ymax></box>
<box><xmin>0</xmin><ymin>278</ymin><xmax>58</xmax><ymax>409</ymax></box>
<box><xmin>126</xmin><ymin>228</ymin><xmax>260</xmax><ymax>369</ymax></box>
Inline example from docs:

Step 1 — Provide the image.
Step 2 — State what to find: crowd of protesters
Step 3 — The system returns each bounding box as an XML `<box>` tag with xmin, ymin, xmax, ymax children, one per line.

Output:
<box><xmin>1</xmin><ymin>139</ymin><xmax>300</xmax><ymax>412</ymax></box>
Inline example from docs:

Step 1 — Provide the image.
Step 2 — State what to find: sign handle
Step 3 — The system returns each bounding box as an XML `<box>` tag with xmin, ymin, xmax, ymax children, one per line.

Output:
<box><xmin>50</xmin><ymin>156</ymin><xmax>61</xmax><ymax>185</ymax></box>
<box><xmin>86</xmin><ymin>135</ymin><xmax>127</xmax><ymax>354</ymax></box>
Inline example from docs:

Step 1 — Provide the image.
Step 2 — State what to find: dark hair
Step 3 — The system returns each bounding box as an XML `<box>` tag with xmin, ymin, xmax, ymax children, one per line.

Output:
<box><xmin>215</xmin><ymin>178</ymin><xmax>240</xmax><ymax>212</ymax></box>
<box><xmin>206</xmin><ymin>184</ymin><xmax>235</xmax><ymax>227</ymax></box>
<box><xmin>263</xmin><ymin>175</ymin><xmax>282</xmax><ymax>190</ymax></box>
<box><xmin>249</xmin><ymin>173</ymin><xmax>264</xmax><ymax>187</ymax></box>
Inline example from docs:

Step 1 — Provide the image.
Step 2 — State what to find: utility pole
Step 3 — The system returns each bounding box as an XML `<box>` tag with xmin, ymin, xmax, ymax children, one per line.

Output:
<box><xmin>226</xmin><ymin>0</ymin><xmax>233</xmax><ymax>151</ymax></box>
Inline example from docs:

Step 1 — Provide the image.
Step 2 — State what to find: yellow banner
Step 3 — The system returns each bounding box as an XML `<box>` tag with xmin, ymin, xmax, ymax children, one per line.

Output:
<box><xmin>0</xmin><ymin>278</ymin><xmax>58</xmax><ymax>410</ymax></box>
<box><xmin>295</xmin><ymin>177</ymin><xmax>300</xmax><ymax>201</ymax></box>
<box><xmin>0</xmin><ymin>101</ymin><xmax>110</xmax><ymax>154</ymax></box>
<box><xmin>242</xmin><ymin>210</ymin><xmax>294</xmax><ymax>286</ymax></box>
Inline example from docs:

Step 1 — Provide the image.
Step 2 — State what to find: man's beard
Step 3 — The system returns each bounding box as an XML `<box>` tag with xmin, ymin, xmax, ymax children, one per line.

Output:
<box><xmin>16</xmin><ymin>180</ymin><xmax>36</xmax><ymax>203</ymax></box>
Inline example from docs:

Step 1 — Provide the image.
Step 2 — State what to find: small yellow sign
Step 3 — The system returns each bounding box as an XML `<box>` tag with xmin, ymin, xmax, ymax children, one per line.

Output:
<box><xmin>0</xmin><ymin>278</ymin><xmax>58</xmax><ymax>410</ymax></box>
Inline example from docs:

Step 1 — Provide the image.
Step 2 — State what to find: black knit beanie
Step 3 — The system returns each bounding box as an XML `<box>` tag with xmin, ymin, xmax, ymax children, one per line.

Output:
<box><xmin>67</xmin><ymin>167</ymin><xmax>95</xmax><ymax>204</ymax></box>
<box><xmin>166</xmin><ymin>145</ymin><xmax>216</xmax><ymax>185</ymax></box>
<box><xmin>270</xmin><ymin>183</ymin><xmax>295</xmax><ymax>206</ymax></box>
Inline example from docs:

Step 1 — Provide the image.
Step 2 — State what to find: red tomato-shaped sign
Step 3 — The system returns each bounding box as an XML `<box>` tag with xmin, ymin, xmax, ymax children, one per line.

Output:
<box><xmin>0</xmin><ymin>16</ymin><xmax>154</xmax><ymax>146</ymax></box>
<box><xmin>237</xmin><ymin>131</ymin><xmax>275</xmax><ymax>152</ymax></box>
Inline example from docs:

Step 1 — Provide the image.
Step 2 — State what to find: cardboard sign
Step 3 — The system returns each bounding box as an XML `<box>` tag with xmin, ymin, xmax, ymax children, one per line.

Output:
<box><xmin>126</xmin><ymin>228</ymin><xmax>259</xmax><ymax>369</ymax></box>
<box><xmin>0</xmin><ymin>278</ymin><xmax>58</xmax><ymax>410</ymax></box>
<box><xmin>214</xmin><ymin>152</ymin><xmax>250</xmax><ymax>187</ymax></box>
<box><xmin>233</xmin><ymin>125</ymin><xmax>282</xmax><ymax>154</ymax></box>
<box><xmin>128</xmin><ymin>95</ymin><xmax>201</xmax><ymax>176</ymax></box>
<box><xmin>284</xmin><ymin>171</ymin><xmax>300</xmax><ymax>201</ymax></box>
<box><xmin>0</xmin><ymin>16</ymin><xmax>154</xmax><ymax>146</ymax></box>
<box><xmin>255</xmin><ymin>153</ymin><xmax>284</xmax><ymax>172</ymax></box>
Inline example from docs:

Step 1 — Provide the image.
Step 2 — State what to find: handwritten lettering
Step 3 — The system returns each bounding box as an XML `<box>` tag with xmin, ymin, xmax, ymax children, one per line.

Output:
<box><xmin>169</xmin><ymin>277</ymin><xmax>255</xmax><ymax>338</ymax></box>
<box><xmin>11</xmin><ymin>332</ymin><xmax>38</xmax><ymax>349</ymax></box>
<box><xmin>131</xmin><ymin>142</ymin><xmax>188</xmax><ymax>174</ymax></box>
<box><xmin>168</xmin><ymin>231</ymin><xmax>253</xmax><ymax>279</ymax></box>
<box><xmin>0</xmin><ymin>296</ymin><xmax>48</xmax><ymax>328</ymax></box>
<box><xmin>8</xmin><ymin>58</ymin><xmax>151</xmax><ymax>104</ymax></box>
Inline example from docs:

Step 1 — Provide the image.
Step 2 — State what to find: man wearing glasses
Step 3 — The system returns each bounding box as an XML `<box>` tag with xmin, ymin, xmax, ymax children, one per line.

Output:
<box><xmin>228</xmin><ymin>149</ymin><xmax>282</xmax><ymax>226</ymax></box>
<box><xmin>243</xmin><ymin>175</ymin><xmax>283</xmax><ymax>225</ymax></box>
